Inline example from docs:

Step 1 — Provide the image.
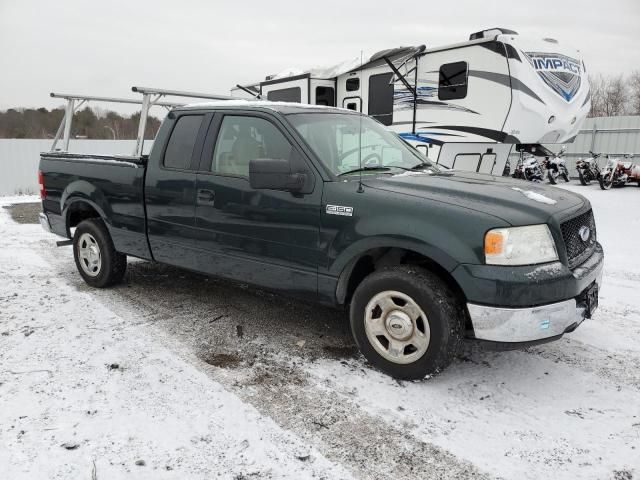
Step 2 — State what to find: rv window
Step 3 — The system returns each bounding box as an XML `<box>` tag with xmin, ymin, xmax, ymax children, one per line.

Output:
<box><xmin>453</xmin><ymin>153</ymin><xmax>481</xmax><ymax>170</ymax></box>
<box><xmin>368</xmin><ymin>73</ymin><xmax>394</xmax><ymax>126</ymax></box>
<box><xmin>438</xmin><ymin>61</ymin><xmax>468</xmax><ymax>100</ymax></box>
<box><xmin>211</xmin><ymin>115</ymin><xmax>292</xmax><ymax>177</ymax></box>
<box><xmin>267</xmin><ymin>87</ymin><xmax>301</xmax><ymax>103</ymax></box>
<box><xmin>346</xmin><ymin>78</ymin><xmax>360</xmax><ymax>92</ymax></box>
<box><xmin>346</xmin><ymin>102</ymin><xmax>357</xmax><ymax>111</ymax></box>
<box><xmin>315</xmin><ymin>86</ymin><xmax>335</xmax><ymax>107</ymax></box>
<box><xmin>478</xmin><ymin>153</ymin><xmax>497</xmax><ymax>173</ymax></box>
<box><xmin>163</xmin><ymin>114</ymin><xmax>203</xmax><ymax>170</ymax></box>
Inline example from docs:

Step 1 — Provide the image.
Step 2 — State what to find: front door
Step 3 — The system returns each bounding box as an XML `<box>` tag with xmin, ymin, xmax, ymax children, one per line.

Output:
<box><xmin>193</xmin><ymin>112</ymin><xmax>322</xmax><ymax>299</ymax></box>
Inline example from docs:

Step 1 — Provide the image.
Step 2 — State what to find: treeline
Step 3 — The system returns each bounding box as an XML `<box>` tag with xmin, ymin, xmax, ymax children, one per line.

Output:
<box><xmin>589</xmin><ymin>71</ymin><xmax>640</xmax><ymax>117</ymax></box>
<box><xmin>0</xmin><ymin>106</ymin><xmax>161</xmax><ymax>139</ymax></box>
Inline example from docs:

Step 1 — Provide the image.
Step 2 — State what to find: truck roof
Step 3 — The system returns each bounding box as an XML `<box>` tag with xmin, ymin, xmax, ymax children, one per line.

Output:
<box><xmin>178</xmin><ymin>99</ymin><xmax>356</xmax><ymax>115</ymax></box>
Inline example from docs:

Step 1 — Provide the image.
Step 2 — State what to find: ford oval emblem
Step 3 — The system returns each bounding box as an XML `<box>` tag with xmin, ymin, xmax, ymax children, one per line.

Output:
<box><xmin>578</xmin><ymin>226</ymin><xmax>590</xmax><ymax>242</ymax></box>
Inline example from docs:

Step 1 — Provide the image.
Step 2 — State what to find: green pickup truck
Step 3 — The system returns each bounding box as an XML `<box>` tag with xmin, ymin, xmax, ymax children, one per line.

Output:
<box><xmin>38</xmin><ymin>101</ymin><xmax>603</xmax><ymax>379</ymax></box>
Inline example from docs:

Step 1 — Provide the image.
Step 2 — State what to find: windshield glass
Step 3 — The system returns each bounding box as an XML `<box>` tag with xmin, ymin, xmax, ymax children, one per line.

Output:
<box><xmin>286</xmin><ymin>113</ymin><xmax>437</xmax><ymax>176</ymax></box>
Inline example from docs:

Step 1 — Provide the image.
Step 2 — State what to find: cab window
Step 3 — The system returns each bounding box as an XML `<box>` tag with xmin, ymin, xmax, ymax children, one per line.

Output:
<box><xmin>211</xmin><ymin>116</ymin><xmax>293</xmax><ymax>177</ymax></box>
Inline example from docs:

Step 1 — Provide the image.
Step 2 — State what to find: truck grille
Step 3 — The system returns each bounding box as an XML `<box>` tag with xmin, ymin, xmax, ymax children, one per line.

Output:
<box><xmin>561</xmin><ymin>209</ymin><xmax>597</xmax><ymax>269</ymax></box>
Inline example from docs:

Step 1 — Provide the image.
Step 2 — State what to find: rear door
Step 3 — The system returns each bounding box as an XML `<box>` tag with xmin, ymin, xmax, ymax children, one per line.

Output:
<box><xmin>192</xmin><ymin>111</ymin><xmax>323</xmax><ymax>298</ymax></box>
<box><xmin>144</xmin><ymin>111</ymin><xmax>211</xmax><ymax>269</ymax></box>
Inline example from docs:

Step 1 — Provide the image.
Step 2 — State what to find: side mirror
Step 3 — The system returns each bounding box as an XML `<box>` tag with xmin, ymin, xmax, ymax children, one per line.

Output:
<box><xmin>249</xmin><ymin>157</ymin><xmax>307</xmax><ymax>193</ymax></box>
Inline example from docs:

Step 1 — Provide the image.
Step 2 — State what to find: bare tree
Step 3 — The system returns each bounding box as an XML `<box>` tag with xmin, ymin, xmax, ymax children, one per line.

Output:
<box><xmin>628</xmin><ymin>70</ymin><xmax>640</xmax><ymax>115</ymax></box>
<box><xmin>588</xmin><ymin>74</ymin><xmax>628</xmax><ymax>117</ymax></box>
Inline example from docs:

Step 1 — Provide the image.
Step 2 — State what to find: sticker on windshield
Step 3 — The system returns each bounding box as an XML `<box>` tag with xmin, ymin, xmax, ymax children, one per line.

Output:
<box><xmin>326</xmin><ymin>205</ymin><xmax>353</xmax><ymax>217</ymax></box>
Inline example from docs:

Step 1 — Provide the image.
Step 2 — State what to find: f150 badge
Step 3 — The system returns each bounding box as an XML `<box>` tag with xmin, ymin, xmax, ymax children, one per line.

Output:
<box><xmin>326</xmin><ymin>205</ymin><xmax>353</xmax><ymax>217</ymax></box>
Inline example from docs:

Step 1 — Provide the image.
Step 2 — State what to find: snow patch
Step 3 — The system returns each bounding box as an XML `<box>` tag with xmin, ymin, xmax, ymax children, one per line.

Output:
<box><xmin>511</xmin><ymin>187</ymin><xmax>557</xmax><ymax>205</ymax></box>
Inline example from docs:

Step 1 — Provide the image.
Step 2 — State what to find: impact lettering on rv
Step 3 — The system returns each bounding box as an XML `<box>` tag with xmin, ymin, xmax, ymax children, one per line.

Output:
<box><xmin>529</xmin><ymin>54</ymin><xmax>581</xmax><ymax>75</ymax></box>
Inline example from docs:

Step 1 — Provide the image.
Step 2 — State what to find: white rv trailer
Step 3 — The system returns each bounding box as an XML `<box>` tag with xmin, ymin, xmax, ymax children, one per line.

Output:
<box><xmin>233</xmin><ymin>27</ymin><xmax>590</xmax><ymax>175</ymax></box>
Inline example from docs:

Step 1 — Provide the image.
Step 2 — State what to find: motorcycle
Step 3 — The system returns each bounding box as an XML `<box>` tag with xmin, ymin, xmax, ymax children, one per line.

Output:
<box><xmin>598</xmin><ymin>155</ymin><xmax>640</xmax><ymax>190</ymax></box>
<box><xmin>543</xmin><ymin>146</ymin><xmax>570</xmax><ymax>184</ymax></box>
<box><xmin>512</xmin><ymin>150</ymin><xmax>544</xmax><ymax>182</ymax></box>
<box><xmin>576</xmin><ymin>151</ymin><xmax>602</xmax><ymax>185</ymax></box>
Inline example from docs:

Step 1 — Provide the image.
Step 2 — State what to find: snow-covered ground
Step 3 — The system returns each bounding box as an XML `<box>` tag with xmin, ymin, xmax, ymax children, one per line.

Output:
<box><xmin>1</xmin><ymin>184</ymin><xmax>639</xmax><ymax>479</ymax></box>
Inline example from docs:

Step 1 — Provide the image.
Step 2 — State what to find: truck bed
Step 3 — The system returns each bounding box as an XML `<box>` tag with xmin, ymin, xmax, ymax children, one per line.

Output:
<box><xmin>39</xmin><ymin>152</ymin><xmax>151</xmax><ymax>260</ymax></box>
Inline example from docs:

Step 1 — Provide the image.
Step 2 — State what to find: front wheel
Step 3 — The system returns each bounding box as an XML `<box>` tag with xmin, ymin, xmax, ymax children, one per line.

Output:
<box><xmin>73</xmin><ymin>218</ymin><xmax>127</xmax><ymax>288</ymax></box>
<box><xmin>599</xmin><ymin>173</ymin><xmax>613</xmax><ymax>190</ymax></box>
<box><xmin>578</xmin><ymin>170</ymin><xmax>589</xmax><ymax>185</ymax></box>
<box><xmin>349</xmin><ymin>266</ymin><xmax>464</xmax><ymax>380</ymax></box>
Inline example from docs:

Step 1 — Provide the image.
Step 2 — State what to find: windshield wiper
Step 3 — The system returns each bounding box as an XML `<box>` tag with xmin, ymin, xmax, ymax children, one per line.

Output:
<box><xmin>337</xmin><ymin>166</ymin><xmax>393</xmax><ymax>176</ymax></box>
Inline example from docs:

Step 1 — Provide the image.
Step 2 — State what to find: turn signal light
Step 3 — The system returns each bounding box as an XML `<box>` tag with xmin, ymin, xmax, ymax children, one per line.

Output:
<box><xmin>484</xmin><ymin>230</ymin><xmax>504</xmax><ymax>255</ymax></box>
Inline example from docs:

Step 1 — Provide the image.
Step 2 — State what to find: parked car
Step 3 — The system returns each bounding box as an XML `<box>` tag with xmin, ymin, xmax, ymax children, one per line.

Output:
<box><xmin>38</xmin><ymin>102</ymin><xmax>604</xmax><ymax>379</ymax></box>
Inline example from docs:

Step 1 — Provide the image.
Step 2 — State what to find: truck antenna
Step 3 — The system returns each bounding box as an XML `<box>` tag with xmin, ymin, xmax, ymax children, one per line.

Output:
<box><xmin>357</xmin><ymin>50</ymin><xmax>364</xmax><ymax>193</ymax></box>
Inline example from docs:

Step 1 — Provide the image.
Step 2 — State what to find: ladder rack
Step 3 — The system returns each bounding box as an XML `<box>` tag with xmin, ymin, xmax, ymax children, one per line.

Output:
<box><xmin>50</xmin><ymin>86</ymin><xmax>240</xmax><ymax>156</ymax></box>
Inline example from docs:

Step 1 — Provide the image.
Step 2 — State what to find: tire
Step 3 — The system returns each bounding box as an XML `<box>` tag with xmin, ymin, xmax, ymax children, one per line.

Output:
<box><xmin>349</xmin><ymin>266</ymin><xmax>465</xmax><ymax>380</ymax></box>
<box><xmin>73</xmin><ymin>218</ymin><xmax>126</xmax><ymax>288</ymax></box>
<box><xmin>578</xmin><ymin>170</ymin><xmax>589</xmax><ymax>185</ymax></box>
<box><xmin>599</xmin><ymin>174</ymin><xmax>613</xmax><ymax>190</ymax></box>
<box><xmin>547</xmin><ymin>170</ymin><xmax>557</xmax><ymax>184</ymax></box>
<box><xmin>562</xmin><ymin>172</ymin><xmax>570</xmax><ymax>182</ymax></box>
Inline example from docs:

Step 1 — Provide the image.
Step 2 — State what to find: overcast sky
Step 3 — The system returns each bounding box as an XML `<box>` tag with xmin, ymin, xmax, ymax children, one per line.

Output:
<box><xmin>1</xmin><ymin>0</ymin><xmax>638</xmax><ymax>114</ymax></box>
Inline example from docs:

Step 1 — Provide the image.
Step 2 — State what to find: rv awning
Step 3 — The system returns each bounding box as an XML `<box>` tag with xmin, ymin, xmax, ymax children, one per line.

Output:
<box><xmin>267</xmin><ymin>45</ymin><xmax>426</xmax><ymax>81</ymax></box>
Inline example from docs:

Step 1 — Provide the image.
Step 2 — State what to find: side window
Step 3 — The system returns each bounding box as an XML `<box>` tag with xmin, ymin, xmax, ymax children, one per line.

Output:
<box><xmin>267</xmin><ymin>87</ymin><xmax>301</xmax><ymax>102</ymax></box>
<box><xmin>438</xmin><ymin>61</ymin><xmax>468</xmax><ymax>100</ymax></box>
<box><xmin>315</xmin><ymin>86</ymin><xmax>335</xmax><ymax>106</ymax></box>
<box><xmin>163</xmin><ymin>115</ymin><xmax>203</xmax><ymax>170</ymax></box>
<box><xmin>346</xmin><ymin>102</ymin><xmax>357</xmax><ymax>111</ymax></box>
<box><xmin>211</xmin><ymin>116</ymin><xmax>293</xmax><ymax>177</ymax></box>
<box><xmin>346</xmin><ymin>78</ymin><xmax>360</xmax><ymax>91</ymax></box>
<box><xmin>453</xmin><ymin>153</ymin><xmax>481</xmax><ymax>170</ymax></box>
<box><xmin>368</xmin><ymin>73</ymin><xmax>394</xmax><ymax>126</ymax></box>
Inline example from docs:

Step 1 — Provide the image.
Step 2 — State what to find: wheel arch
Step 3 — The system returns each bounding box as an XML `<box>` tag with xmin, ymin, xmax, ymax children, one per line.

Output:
<box><xmin>61</xmin><ymin>180</ymin><xmax>112</xmax><ymax>237</ymax></box>
<box><xmin>335</xmin><ymin>242</ymin><xmax>466</xmax><ymax>310</ymax></box>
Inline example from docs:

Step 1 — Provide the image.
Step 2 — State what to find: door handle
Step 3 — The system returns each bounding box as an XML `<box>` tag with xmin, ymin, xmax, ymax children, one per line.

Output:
<box><xmin>197</xmin><ymin>189</ymin><xmax>215</xmax><ymax>206</ymax></box>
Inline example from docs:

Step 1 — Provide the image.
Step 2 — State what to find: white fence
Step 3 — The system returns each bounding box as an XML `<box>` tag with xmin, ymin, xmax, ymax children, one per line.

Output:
<box><xmin>0</xmin><ymin>140</ymin><xmax>152</xmax><ymax>195</ymax></box>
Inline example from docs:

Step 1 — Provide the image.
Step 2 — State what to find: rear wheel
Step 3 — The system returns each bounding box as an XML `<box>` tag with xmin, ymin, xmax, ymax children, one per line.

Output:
<box><xmin>73</xmin><ymin>219</ymin><xmax>126</xmax><ymax>288</ymax></box>
<box><xmin>547</xmin><ymin>169</ymin><xmax>557</xmax><ymax>184</ymax></box>
<box><xmin>349</xmin><ymin>266</ymin><xmax>464</xmax><ymax>380</ymax></box>
<box><xmin>578</xmin><ymin>170</ymin><xmax>589</xmax><ymax>185</ymax></box>
<box><xmin>561</xmin><ymin>171</ymin><xmax>570</xmax><ymax>182</ymax></box>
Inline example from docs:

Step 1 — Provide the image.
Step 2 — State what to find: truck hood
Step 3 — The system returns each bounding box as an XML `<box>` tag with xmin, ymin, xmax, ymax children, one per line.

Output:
<box><xmin>364</xmin><ymin>170</ymin><xmax>586</xmax><ymax>225</ymax></box>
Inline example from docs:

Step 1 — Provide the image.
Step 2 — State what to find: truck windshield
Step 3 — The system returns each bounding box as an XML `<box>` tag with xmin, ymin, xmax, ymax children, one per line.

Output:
<box><xmin>287</xmin><ymin>113</ymin><xmax>436</xmax><ymax>177</ymax></box>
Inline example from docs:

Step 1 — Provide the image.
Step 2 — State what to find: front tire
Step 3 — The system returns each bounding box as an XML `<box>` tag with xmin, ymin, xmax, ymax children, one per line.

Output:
<box><xmin>73</xmin><ymin>219</ymin><xmax>126</xmax><ymax>288</ymax></box>
<box><xmin>349</xmin><ymin>266</ymin><xmax>464</xmax><ymax>380</ymax></box>
<box><xmin>599</xmin><ymin>174</ymin><xmax>613</xmax><ymax>190</ymax></box>
<box><xmin>578</xmin><ymin>170</ymin><xmax>589</xmax><ymax>185</ymax></box>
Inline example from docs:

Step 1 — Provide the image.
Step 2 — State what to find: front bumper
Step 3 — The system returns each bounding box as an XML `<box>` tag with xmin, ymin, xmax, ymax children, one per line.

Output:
<box><xmin>465</xmin><ymin>246</ymin><xmax>604</xmax><ymax>344</ymax></box>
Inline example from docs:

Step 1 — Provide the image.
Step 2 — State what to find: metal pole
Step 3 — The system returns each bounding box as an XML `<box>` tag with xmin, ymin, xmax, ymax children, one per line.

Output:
<box><xmin>590</xmin><ymin>123</ymin><xmax>597</xmax><ymax>152</ymax></box>
<box><xmin>51</xmin><ymin>112</ymin><xmax>66</xmax><ymax>151</ymax></box>
<box><xmin>134</xmin><ymin>93</ymin><xmax>151</xmax><ymax>156</ymax></box>
<box><xmin>62</xmin><ymin>98</ymin><xmax>75</xmax><ymax>151</ymax></box>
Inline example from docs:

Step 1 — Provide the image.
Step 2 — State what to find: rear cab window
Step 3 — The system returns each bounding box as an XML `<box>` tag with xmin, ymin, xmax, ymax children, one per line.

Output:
<box><xmin>163</xmin><ymin>115</ymin><xmax>204</xmax><ymax>169</ymax></box>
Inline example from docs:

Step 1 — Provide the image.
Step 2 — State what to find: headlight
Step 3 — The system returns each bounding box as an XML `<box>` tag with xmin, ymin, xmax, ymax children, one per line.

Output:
<box><xmin>484</xmin><ymin>224</ymin><xmax>558</xmax><ymax>265</ymax></box>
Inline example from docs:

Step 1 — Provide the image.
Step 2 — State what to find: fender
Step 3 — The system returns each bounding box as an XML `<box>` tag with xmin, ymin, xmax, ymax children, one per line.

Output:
<box><xmin>61</xmin><ymin>179</ymin><xmax>113</xmax><ymax>235</ymax></box>
<box><xmin>331</xmin><ymin>235</ymin><xmax>461</xmax><ymax>305</ymax></box>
